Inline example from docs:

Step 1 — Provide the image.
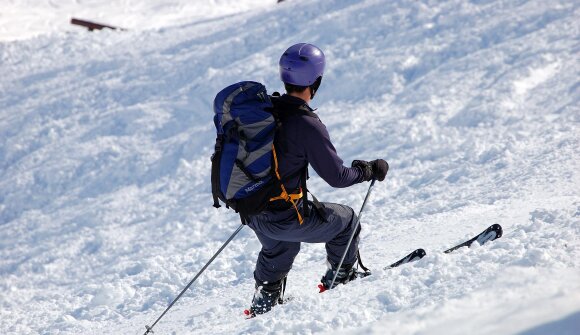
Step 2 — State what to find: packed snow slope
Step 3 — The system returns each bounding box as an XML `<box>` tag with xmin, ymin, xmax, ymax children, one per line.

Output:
<box><xmin>0</xmin><ymin>0</ymin><xmax>271</xmax><ymax>42</ymax></box>
<box><xmin>1</xmin><ymin>0</ymin><xmax>579</xmax><ymax>334</ymax></box>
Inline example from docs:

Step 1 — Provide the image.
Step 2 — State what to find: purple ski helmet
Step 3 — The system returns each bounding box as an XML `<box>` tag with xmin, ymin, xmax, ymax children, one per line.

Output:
<box><xmin>279</xmin><ymin>43</ymin><xmax>325</xmax><ymax>86</ymax></box>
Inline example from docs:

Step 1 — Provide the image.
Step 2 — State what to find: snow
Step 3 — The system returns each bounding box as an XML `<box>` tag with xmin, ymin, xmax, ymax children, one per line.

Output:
<box><xmin>0</xmin><ymin>0</ymin><xmax>271</xmax><ymax>42</ymax></box>
<box><xmin>1</xmin><ymin>0</ymin><xmax>579</xmax><ymax>334</ymax></box>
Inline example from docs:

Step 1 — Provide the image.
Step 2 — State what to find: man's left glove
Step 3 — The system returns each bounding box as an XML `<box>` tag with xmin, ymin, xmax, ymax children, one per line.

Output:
<box><xmin>352</xmin><ymin>159</ymin><xmax>389</xmax><ymax>182</ymax></box>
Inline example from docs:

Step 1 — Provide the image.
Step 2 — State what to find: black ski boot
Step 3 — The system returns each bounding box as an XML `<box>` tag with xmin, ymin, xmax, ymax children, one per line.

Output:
<box><xmin>318</xmin><ymin>261</ymin><xmax>358</xmax><ymax>293</ymax></box>
<box><xmin>244</xmin><ymin>277</ymin><xmax>287</xmax><ymax>318</ymax></box>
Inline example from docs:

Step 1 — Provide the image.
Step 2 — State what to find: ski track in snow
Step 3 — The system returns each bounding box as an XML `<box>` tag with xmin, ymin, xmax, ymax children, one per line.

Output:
<box><xmin>1</xmin><ymin>0</ymin><xmax>579</xmax><ymax>334</ymax></box>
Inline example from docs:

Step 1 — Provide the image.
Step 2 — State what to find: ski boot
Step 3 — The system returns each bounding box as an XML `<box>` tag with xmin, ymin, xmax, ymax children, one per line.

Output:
<box><xmin>318</xmin><ymin>261</ymin><xmax>360</xmax><ymax>293</ymax></box>
<box><xmin>244</xmin><ymin>277</ymin><xmax>287</xmax><ymax>318</ymax></box>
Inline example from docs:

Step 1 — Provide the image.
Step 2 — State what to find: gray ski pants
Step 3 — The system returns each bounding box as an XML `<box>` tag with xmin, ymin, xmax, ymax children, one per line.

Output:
<box><xmin>247</xmin><ymin>202</ymin><xmax>360</xmax><ymax>283</ymax></box>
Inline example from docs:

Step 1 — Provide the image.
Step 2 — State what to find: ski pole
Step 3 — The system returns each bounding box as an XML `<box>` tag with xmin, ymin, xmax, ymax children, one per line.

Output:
<box><xmin>329</xmin><ymin>179</ymin><xmax>376</xmax><ymax>290</ymax></box>
<box><xmin>143</xmin><ymin>224</ymin><xmax>245</xmax><ymax>335</ymax></box>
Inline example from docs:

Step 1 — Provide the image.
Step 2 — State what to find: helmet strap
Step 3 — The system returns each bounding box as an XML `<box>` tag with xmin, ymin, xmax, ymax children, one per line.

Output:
<box><xmin>309</xmin><ymin>87</ymin><xmax>317</xmax><ymax>99</ymax></box>
<box><xmin>309</xmin><ymin>77</ymin><xmax>322</xmax><ymax>99</ymax></box>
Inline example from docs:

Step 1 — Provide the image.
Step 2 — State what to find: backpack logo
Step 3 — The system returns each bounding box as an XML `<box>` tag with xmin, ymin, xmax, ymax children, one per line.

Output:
<box><xmin>245</xmin><ymin>180</ymin><xmax>265</xmax><ymax>193</ymax></box>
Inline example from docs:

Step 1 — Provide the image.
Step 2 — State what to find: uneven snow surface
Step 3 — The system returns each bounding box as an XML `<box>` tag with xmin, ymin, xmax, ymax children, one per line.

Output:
<box><xmin>1</xmin><ymin>0</ymin><xmax>579</xmax><ymax>334</ymax></box>
<box><xmin>0</xmin><ymin>0</ymin><xmax>271</xmax><ymax>42</ymax></box>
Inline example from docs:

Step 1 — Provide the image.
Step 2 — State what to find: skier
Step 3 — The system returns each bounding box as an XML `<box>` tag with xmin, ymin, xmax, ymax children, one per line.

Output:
<box><xmin>245</xmin><ymin>43</ymin><xmax>388</xmax><ymax>316</ymax></box>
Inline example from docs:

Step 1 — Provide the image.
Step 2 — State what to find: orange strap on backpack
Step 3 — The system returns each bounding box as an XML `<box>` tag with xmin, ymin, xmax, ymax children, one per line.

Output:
<box><xmin>269</xmin><ymin>145</ymin><xmax>304</xmax><ymax>224</ymax></box>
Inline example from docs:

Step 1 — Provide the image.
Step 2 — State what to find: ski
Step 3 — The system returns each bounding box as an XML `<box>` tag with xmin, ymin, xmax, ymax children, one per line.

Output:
<box><xmin>444</xmin><ymin>224</ymin><xmax>503</xmax><ymax>254</ymax></box>
<box><xmin>247</xmin><ymin>225</ymin><xmax>502</xmax><ymax>317</ymax></box>
<box><xmin>383</xmin><ymin>248</ymin><xmax>427</xmax><ymax>270</ymax></box>
<box><xmin>381</xmin><ymin>224</ymin><xmax>502</xmax><ymax>270</ymax></box>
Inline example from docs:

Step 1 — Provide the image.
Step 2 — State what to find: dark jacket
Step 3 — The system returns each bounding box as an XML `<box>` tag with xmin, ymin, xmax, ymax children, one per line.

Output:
<box><xmin>271</xmin><ymin>94</ymin><xmax>364</xmax><ymax>196</ymax></box>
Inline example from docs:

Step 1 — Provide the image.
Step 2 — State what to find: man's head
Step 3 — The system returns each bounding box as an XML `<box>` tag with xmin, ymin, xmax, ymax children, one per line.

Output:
<box><xmin>279</xmin><ymin>43</ymin><xmax>325</xmax><ymax>100</ymax></box>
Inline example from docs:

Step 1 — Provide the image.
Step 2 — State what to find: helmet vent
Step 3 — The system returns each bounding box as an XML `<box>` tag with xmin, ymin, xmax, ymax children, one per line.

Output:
<box><xmin>299</xmin><ymin>56</ymin><xmax>309</xmax><ymax>61</ymax></box>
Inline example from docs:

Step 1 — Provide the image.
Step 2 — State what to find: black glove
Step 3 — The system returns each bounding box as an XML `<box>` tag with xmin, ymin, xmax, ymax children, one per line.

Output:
<box><xmin>352</xmin><ymin>159</ymin><xmax>389</xmax><ymax>182</ymax></box>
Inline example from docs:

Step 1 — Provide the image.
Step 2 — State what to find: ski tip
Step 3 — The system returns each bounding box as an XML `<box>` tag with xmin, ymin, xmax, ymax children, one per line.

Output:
<box><xmin>318</xmin><ymin>284</ymin><xmax>327</xmax><ymax>293</ymax></box>
<box><xmin>491</xmin><ymin>224</ymin><xmax>503</xmax><ymax>238</ymax></box>
<box><xmin>417</xmin><ymin>248</ymin><xmax>427</xmax><ymax>258</ymax></box>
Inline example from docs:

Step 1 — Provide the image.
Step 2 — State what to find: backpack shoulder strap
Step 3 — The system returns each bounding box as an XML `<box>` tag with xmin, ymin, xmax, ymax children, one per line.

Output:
<box><xmin>211</xmin><ymin>135</ymin><xmax>223</xmax><ymax>209</ymax></box>
<box><xmin>270</xmin><ymin>93</ymin><xmax>319</xmax><ymax>120</ymax></box>
<box><xmin>301</xmin><ymin>167</ymin><xmax>310</xmax><ymax>218</ymax></box>
<box><xmin>269</xmin><ymin>94</ymin><xmax>323</xmax><ymax>221</ymax></box>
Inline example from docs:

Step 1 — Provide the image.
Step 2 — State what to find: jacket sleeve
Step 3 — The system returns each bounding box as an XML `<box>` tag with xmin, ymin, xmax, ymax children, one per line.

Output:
<box><xmin>302</xmin><ymin>117</ymin><xmax>365</xmax><ymax>188</ymax></box>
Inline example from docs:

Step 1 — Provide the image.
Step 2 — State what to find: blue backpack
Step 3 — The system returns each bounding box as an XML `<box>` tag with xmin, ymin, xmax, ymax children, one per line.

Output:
<box><xmin>211</xmin><ymin>81</ymin><xmax>305</xmax><ymax>222</ymax></box>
